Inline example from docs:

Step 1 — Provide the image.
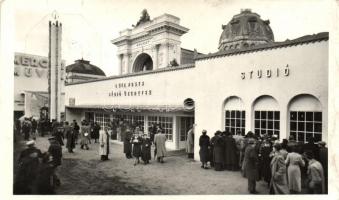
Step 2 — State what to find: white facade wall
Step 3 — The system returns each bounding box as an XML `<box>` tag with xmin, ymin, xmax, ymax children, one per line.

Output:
<box><xmin>193</xmin><ymin>41</ymin><xmax>328</xmax><ymax>159</ymax></box>
<box><xmin>65</xmin><ymin>40</ymin><xmax>328</xmax><ymax>156</ymax></box>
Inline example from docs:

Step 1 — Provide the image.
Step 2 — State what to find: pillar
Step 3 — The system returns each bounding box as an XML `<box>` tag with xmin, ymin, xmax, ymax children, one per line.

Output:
<box><xmin>163</xmin><ymin>42</ymin><xmax>169</xmax><ymax>68</ymax></box>
<box><xmin>117</xmin><ymin>54</ymin><xmax>122</xmax><ymax>75</ymax></box>
<box><xmin>124</xmin><ymin>53</ymin><xmax>130</xmax><ymax>73</ymax></box>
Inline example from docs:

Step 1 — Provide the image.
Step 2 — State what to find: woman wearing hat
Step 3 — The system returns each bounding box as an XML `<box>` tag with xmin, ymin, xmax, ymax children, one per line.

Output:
<box><xmin>270</xmin><ymin>143</ymin><xmax>289</xmax><ymax>194</ymax></box>
<box><xmin>285</xmin><ymin>144</ymin><xmax>305</xmax><ymax>194</ymax></box>
<box><xmin>199</xmin><ymin>130</ymin><xmax>210</xmax><ymax>169</ymax></box>
<box><xmin>243</xmin><ymin>138</ymin><xmax>259</xmax><ymax>194</ymax></box>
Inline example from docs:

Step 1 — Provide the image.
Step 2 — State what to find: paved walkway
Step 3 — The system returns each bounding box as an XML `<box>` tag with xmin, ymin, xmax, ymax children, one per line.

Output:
<box><xmin>15</xmin><ymin>136</ymin><xmax>270</xmax><ymax>195</ymax></box>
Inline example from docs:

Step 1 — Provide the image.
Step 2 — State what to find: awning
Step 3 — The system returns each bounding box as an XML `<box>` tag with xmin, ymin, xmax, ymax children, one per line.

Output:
<box><xmin>66</xmin><ymin>104</ymin><xmax>194</xmax><ymax>112</ymax></box>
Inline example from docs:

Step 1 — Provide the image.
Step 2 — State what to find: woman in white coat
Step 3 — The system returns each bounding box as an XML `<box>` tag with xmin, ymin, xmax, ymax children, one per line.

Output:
<box><xmin>99</xmin><ymin>127</ymin><xmax>111</xmax><ymax>161</ymax></box>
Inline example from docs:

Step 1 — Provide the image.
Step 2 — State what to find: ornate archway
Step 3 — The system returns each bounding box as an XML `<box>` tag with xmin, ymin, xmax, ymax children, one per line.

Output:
<box><xmin>133</xmin><ymin>53</ymin><xmax>153</xmax><ymax>72</ymax></box>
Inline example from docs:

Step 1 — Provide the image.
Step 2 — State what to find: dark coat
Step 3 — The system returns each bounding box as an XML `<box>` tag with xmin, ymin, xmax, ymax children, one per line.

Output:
<box><xmin>33</xmin><ymin>162</ymin><xmax>55</xmax><ymax>194</ymax></box>
<box><xmin>244</xmin><ymin>144</ymin><xmax>258</xmax><ymax>181</ymax></box>
<box><xmin>48</xmin><ymin>141</ymin><xmax>62</xmax><ymax>166</ymax></box>
<box><xmin>65</xmin><ymin>125</ymin><xmax>75</xmax><ymax>149</ymax></box>
<box><xmin>303</xmin><ymin>142</ymin><xmax>320</xmax><ymax>161</ymax></box>
<box><xmin>54</xmin><ymin>126</ymin><xmax>64</xmax><ymax>146</ymax></box>
<box><xmin>259</xmin><ymin>141</ymin><xmax>272</xmax><ymax>183</ymax></box>
<box><xmin>141</xmin><ymin>137</ymin><xmax>152</xmax><ymax>161</ymax></box>
<box><xmin>213</xmin><ymin>135</ymin><xmax>225</xmax><ymax>164</ymax></box>
<box><xmin>224</xmin><ymin>136</ymin><xmax>238</xmax><ymax>167</ymax></box>
<box><xmin>199</xmin><ymin>134</ymin><xmax>210</xmax><ymax>162</ymax></box>
<box><xmin>92</xmin><ymin>124</ymin><xmax>100</xmax><ymax>139</ymax></box>
<box><xmin>131</xmin><ymin>135</ymin><xmax>142</xmax><ymax>157</ymax></box>
<box><xmin>123</xmin><ymin>131</ymin><xmax>132</xmax><ymax>154</ymax></box>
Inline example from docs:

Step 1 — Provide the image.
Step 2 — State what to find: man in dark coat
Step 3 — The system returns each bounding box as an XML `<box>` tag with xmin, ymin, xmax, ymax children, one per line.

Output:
<box><xmin>14</xmin><ymin>140</ymin><xmax>42</xmax><ymax>194</ymax></box>
<box><xmin>64</xmin><ymin>121</ymin><xmax>75</xmax><ymax>153</ymax></box>
<box><xmin>209</xmin><ymin>132</ymin><xmax>218</xmax><ymax>168</ymax></box>
<box><xmin>199</xmin><ymin>130</ymin><xmax>210</xmax><ymax>169</ymax></box>
<box><xmin>93</xmin><ymin>122</ymin><xmax>100</xmax><ymax>143</ymax></box>
<box><xmin>22</xmin><ymin>118</ymin><xmax>32</xmax><ymax>140</ymax></box>
<box><xmin>259</xmin><ymin>137</ymin><xmax>272</xmax><ymax>185</ymax></box>
<box><xmin>224</xmin><ymin>131</ymin><xmax>238</xmax><ymax>170</ymax></box>
<box><xmin>123</xmin><ymin>128</ymin><xmax>133</xmax><ymax>159</ymax></box>
<box><xmin>48</xmin><ymin>136</ymin><xmax>62</xmax><ymax>186</ymax></box>
<box><xmin>72</xmin><ymin>120</ymin><xmax>80</xmax><ymax>144</ymax></box>
<box><xmin>303</xmin><ymin>137</ymin><xmax>320</xmax><ymax>161</ymax></box>
<box><xmin>213</xmin><ymin>131</ymin><xmax>224</xmax><ymax>171</ymax></box>
<box><xmin>148</xmin><ymin>123</ymin><xmax>157</xmax><ymax>145</ymax></box>
<box><xmin>244</xmin><ymin>138</ymin><xmax>259</xmax><ymax>194</ymax></box>
<box><xmin>33</xmin><ymin>152</ymin><xmax>55</xmax><ymax>194</ymax></box>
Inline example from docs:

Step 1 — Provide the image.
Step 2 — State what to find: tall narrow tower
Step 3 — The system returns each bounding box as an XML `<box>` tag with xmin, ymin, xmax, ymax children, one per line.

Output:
<box><xmin>48</xmin><ymin>18</ymin><xmax>62</xmax><ymax>121</ymax></box>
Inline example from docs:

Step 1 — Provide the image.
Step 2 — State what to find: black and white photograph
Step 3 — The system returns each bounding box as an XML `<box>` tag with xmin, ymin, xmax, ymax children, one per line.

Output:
<box><xmin>1</xmin><ymin>0</ymin><xmax>339</xmax><ymax>197</ymax></box>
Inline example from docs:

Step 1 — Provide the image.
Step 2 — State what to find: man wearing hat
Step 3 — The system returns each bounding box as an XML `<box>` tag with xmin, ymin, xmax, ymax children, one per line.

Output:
<box><xmin>47</xmin><ymin>136</ymin><xmax>62</xmax><ymax>186</ymax></box>
<box><xmin>243</xmin><ymin>138</ymin><xmax>259</xmax><ymax>194</ymax></box>
<box><xmin>199</xmin><ymin>130</ymin><xmax>210</xmax><ymax>169</ymax></box>
<box><xmin>303</xmin><ymin>151</ymin><xmax>325</xmax><ymax>194</ymax></box>
<box><xmin>14</xmin><ymin>140</ymin><xmax>42</xmax><ymax>194</ymax></box>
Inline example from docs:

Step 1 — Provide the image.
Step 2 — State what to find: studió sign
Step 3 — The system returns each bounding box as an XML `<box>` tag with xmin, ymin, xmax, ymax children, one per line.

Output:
<box><xmin>241</xmin><ymin>64</ymin><xmax>290</xmax><ymax>80</ymax></box>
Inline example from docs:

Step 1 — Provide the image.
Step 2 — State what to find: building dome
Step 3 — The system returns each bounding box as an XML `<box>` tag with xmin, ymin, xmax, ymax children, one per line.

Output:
<box><xmin>218</xmin><ymin>9</ymin><xmax>274</xmax><ymax>51</ymax></box>
<box><xmin>66</xmin><ymin>59</ymin><xmax>106</xmax><ymax>76</ymax></box>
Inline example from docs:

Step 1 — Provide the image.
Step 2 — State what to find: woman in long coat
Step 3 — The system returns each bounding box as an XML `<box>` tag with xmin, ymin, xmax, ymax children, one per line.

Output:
<box><xmin>270</xmin><ymin>143</ymin><xmax>289</xmax><ymax>194</ymax></box>
<box><xmin>141</xmin><ymin>134</ymin><xmax>152</xmax><ymax>164</ymax></box>
<box><xmin>224</xmin><ymin>132</ymin><xmax>238</xmax><ymax>170</ymax></box>
<box><xmin>244</xmin><ymin>138</ymin><xmax>259</xmax><ymax>194</ymax></box>
<box><xmin>99</xmin><ymin>127</ymin><xmax>110</xmax><ymax>161</ymax></box>
<box><xmin>213</xmin><ymin>131</ymin><xmax>224</xmax><ymax>171</ymax></box>
<box><xmin>123</xmin><ymin>128</ymin><xmax>133</xmax><ymax>159</ymax></box>
<box><xmin>154</xmin><ymin>130</ymin><xmax>167</xmax><ymax>163</ymax></box>
<box><xmin>80</xmin><ymin>121</ymin><xmax>90</xmax><ymax>150</ymax></box>
<box><xmin>131</xmin><ymin>132</ymin><xmax>142</xmax><ymax>165</ymax></box>
<box><xmin>285</xmin><ymin>148</ymin><xmax>305</xmax><ymax>193</ymax></box>
<box><xmin>199</xmin><ymin>130</ymin><xmax>210</xmax><ymax>169</ymax></box>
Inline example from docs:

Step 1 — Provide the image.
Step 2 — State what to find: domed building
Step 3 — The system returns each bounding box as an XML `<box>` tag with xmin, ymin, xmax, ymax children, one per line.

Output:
<box><xmin>65</xmin><ymin>59</ymin><xmax>106</xmax><ymax>83</ymax></box>
<box><xmin>218</xmin><ymin>9</ymin><xmax>274</xmax><ymax>51</ymax></box>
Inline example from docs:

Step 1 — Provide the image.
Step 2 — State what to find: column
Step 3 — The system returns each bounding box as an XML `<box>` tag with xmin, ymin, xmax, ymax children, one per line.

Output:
<box><xmin>123</xmin><ymin>53</ymin><xmax>130</xmax><ymax>74</ymax></box>
<box><xmin>163</xmin><ymin>42</ymin><xmax>169</xmax><ymax>68</ymax></box>
<box><xmin>117</xmin><ymin>54</ymin><xmax>122</xmax><ymax>75</ymax></box>
<box><xmin>153</xmin><ymin>44</ymin><xmax>159</xmax><ymax>70</ymax></box>
<box><xmin>280</xmin><ymin>106</ymin><xmax>287</xmax><ymax>142</ymax></box>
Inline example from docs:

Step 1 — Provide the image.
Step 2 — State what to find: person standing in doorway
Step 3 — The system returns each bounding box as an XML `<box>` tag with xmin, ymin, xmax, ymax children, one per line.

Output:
<box><xmin>186</xmin><ymin>124</ymin><xmax>195</xmax><ymax>159</ymax></box>
<box><xmin>154</xmin><ymin>129</ymin><xmax>167</xmax><ymax>163</ymax></box>
<box><xmin>199</xmin><ymin>130</ymin><xmax>210</xmax><ymax>169</ymax></box>
<box><xmin>99</xmin><ymin>127</ymin><xmax>111</xmax><ymax>161</ymax></box>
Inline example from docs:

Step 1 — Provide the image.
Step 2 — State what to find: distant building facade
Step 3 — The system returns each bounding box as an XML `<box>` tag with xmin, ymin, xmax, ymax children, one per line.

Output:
<box><xmin>64</xmin><ymin>10</ymin><xmax>328</xmax><ymax>157</ymax></box>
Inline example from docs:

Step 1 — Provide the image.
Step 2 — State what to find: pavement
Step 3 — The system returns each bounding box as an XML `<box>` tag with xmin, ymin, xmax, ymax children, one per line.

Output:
<box><xmin>14</xmin><ymin>136</ymin><xmax>270</xmax><ymax>195</ymax></box>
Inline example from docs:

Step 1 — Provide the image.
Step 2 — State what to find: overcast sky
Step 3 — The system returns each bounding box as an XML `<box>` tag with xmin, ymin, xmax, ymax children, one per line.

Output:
<box><xmin>14</xmin><ymin>0</ymin><xmax>330</xmax><ymax>76</ymax></box>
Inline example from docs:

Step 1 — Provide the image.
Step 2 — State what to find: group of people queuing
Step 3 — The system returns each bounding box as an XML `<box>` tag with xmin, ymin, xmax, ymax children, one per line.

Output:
<box><xmin>195</xmin><ymin>129</ymin><xmax>327</xmax><ymax>194</ymax></box>
<box><xmin>123</xmin><ymin>124</ymin><xmax>167</xmax><ymax>166</ymax></box>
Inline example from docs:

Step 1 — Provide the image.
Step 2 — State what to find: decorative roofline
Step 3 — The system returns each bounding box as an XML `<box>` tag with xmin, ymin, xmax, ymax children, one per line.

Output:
<box><xmin>65</xmin><ymin>64</ymin><xmax>195</xmax><ymax>86</ymax></box>
<box><xmin>197</xmin><ymin>32</ymin><xmax>328</xmax><ymax>61</ymax></box>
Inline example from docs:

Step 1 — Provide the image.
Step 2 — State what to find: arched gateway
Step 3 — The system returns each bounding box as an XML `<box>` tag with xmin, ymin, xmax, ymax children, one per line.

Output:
<box><xmin>133</xmin><ymin>53</ymin><xmax>153</xmax><ymax>72</ymax></box>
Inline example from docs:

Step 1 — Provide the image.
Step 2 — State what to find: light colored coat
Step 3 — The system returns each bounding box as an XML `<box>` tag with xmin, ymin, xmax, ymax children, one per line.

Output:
<box><xmin>270</xmin><ymin>152</ymin><xmax>290</xmax><ymax>194</ymax></box>
<box><xmin>99</xmin><ymin>130</ymin><xmax>110</xmax><ymax>156</ymax></box>
<box><xmin>285</xmin><ymin>152</ymin><xmax>305</xmax><ymax>192</ymax></box>
<box><xmin>154</xmin><ymin>133</ymin><xmax>167</xmax><ymax>157</ymax></box>
<box><xmin>186</xmin><ymin>128</ymin><xmax>194</xmax><ymax>153</ymax></box>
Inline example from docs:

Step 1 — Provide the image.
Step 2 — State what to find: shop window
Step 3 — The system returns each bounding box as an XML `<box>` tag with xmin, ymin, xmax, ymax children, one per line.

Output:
<box><xmin>147</xmin><ymin>116</ymin><xmax>173</xmax><ymax>141</ymax></box>
<box><xmin>225</xmin><ymin>110</ymin><xmax>245</xmax><ymax>135</ymax></box>
<box><xmin>254</xmin><ymin>110</ymin><xmax>280</xmax><ymax>138</ymax></box>
<box><xmin>95</xmin><ymin>113</ymin><xmax>110</xmax><ymax>129</ymax></box>
<box><xmin>114</xmin><ymin>114</ymin><xmax>145</xmax><ymax>131</ymax></box>
<box><xmin>289</xmin><ymin>111</ymin><xmax>322</xmax><ymax>143</ymax></box>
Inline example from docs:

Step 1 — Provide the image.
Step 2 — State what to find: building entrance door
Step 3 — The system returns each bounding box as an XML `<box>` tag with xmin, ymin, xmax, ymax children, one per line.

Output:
<box><xmin>178</xmin><ymin>116</ymin><xmax>194</xmax><ymax>149</ymax></box>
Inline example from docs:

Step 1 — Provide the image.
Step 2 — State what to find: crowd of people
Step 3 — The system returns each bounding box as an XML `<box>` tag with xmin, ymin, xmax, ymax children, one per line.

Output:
<box><xmin>122</xmin><ymin>124</ymin><xmax>167</xmax><ymax>165</ymax></box>
<box><xmin>194</xmin><ymin>129</ymin><xmax>328</xmax><ymax>194</ymax></box>
<box><xmin>14</xmin><ymin>117</ymin><xmax>328</xmax><ymax>195</ymax></box>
